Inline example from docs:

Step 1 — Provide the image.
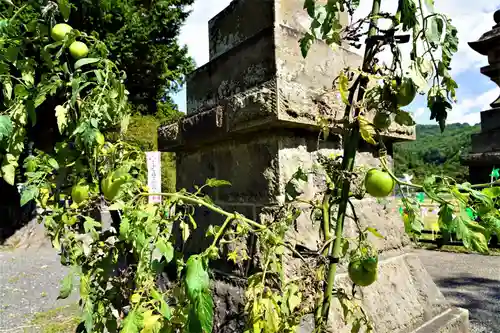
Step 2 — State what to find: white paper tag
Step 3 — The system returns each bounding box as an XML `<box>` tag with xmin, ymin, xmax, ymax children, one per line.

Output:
<box><xmin>146</xmin><ymin>151</ymin><xmax>162</xmax><ymax>204</ymax></box>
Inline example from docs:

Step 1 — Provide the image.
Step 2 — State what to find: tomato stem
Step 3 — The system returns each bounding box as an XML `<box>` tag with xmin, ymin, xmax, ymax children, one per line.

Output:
<box><xmin>319</xmin><ymin>0</ymin><xmax>382</xmax><ymax>326</ymax></box>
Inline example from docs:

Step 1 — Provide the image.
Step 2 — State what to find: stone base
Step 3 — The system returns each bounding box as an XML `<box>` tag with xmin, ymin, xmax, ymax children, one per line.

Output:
<box><xmin>411</xmin><ymin>308</ymin><xmax>469</xmax><ymax>333</ymax></box>
<box><xmin>210</xmin><ymin>250</ymin><xmax>470</xmax><ymax>333</ymax></box>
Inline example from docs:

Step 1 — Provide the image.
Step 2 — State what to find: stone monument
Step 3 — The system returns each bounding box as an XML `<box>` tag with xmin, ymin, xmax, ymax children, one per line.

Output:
<box><xmin>461</xmin><ymin>10</ymin><xmax>500</xmax><ymax>184</ymax></box>
<box><xmin>158</xmin><ymin>0</ymin><xmax>469</xmax><ymax>332</ymax></box>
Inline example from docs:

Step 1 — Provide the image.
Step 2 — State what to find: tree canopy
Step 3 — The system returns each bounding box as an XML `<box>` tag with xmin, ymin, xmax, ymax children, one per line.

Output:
<box><xmin>66</xmin><ymin>0</ymin><xmax>195</xmax><ymax>118</ymax></box>
<box><xmin>394</xmin><ymin>123</ymin><xmax>480</xmax><ymax>183</ymax></box>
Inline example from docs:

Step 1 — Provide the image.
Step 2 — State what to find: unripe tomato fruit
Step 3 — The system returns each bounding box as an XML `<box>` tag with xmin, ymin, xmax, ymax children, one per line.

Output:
<box><xmin>71</xmin><ymin>184</ymin><xmax>89</xmax><ymax>204</ymax></box>
<box><xmin>348</xmin><ymin>259</ymin><xmax>377</xmax><ymax>287</ymax></box>
<box><xmin>51</xmin><ymin>23</ymin><xmax>73</xmax><ymax>41</ymax></box>
<box><xmin>361</xmin><ymin>257</ymin><xmax>378</xmax><ymax>272</ymax></box>
<box><xmin>396</xmin><ymin>78</ymin><xmax>417</xmax><ymax>107</ymax></box>
<box><xmin>69</xmin><ymin>41</ymin><xmax>89</xmax><ymax>59</ymax></box>
<box><xmin>373</xmin><ymin>112</ymin><xmax>391</xmax><ymax>130</ymax></box>
<box><xmin>364</xmin><ymin>168</ymin><xmax>395</xmax><ymax>198</ymax></box>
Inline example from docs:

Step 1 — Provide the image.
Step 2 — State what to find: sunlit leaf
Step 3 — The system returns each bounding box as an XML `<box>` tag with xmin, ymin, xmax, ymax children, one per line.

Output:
<box><xmin>20</xmin><ymin>185</ymin><xmax>38</xmax><ymax>206</ymax></box>
<box><xmin>358</xmin><ymin>116</ymin><xmax>377</xmax><ymax>145</ymax></box>
<box><xmin>338</xmin><ymin>71</ymin><xmax>350</xmax><ymax>105</ymax></box>
<box><xmin>57</xmin><ymin>0</ymin><xmax>71</xmax><ymax>21</ymax></box>
<box><xmin>74</xmin><ymin>58</ymin><xmax>101</xmax><ymax>70</ymax></box>
<box><xmin>0</xmin><ymin>115</ymin><xmax>13</xmax><ymax>143</ymax></box>
<box><xmin>205</xmin><ymin>178</ymin><xmax>231</xmax><ymax>188</ymax></box>
<box><xmin>155</xmin><ymin>239</ymin><xmax>174</xmax><ymax>263</ymax></box>
<box><xmin>55</xmin><ymin>105</ymin><xmax>68</xmax><ymax>134</ymax></box>
<box><xmin>185</xmin><ymin>255</ymin><xmax>210</xmax><ymax>298</ymax></box>
<box><xmin>121</xmin><ymin>309</ymin><xmax>143</xmax><ymax>333</ymax></box>
<box><xmin>57</xmin><ymin>271</ymin><xmax>73</xmax><ymax>299</ymax></box>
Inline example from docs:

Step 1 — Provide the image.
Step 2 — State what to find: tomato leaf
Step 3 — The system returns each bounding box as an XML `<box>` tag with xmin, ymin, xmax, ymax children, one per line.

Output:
<box><xmin>358</xmin><ymin>116</ymin><xmax>376</xmax><ymax>145</ymax></box>
<box><xmin>454</xmin><ymin>205</ymin><xmax>489</xmax><ymax>253</ymax></box>
<box><xmin>366</xmin><ymin>227</ymin><xmax>384</xmax><ymax>239</ymax></box>
<box><xmin>394</xmin><ymin>110</ymin><xmax>416</xmax><ymax>126</ymax></box>
<box><xmin>74</xmin><ymin>58</ymin><xmax>101</xmax><ymax>70</ymax></box>
<box><xmin>155</xmin><ymin>239</ymin><xmax>174</xmax><ymax>263</ymax></box>
<box><xmin>142</xmin><ymin>310</ymin><xmax>161</xmax><ymax>333</ymax></box>
<box><xmin>185</xmin><ymin>255</ymin><xmax>210</xmax><ymax>298</ymax></box>
<box><xmin>55</xmin><ymin>105</ymin><xmax>68</xmax><ymax>134</ymax></box>
<box><xmin>399</xmin><ymin>0</ymin><xmax>418</xmax><ymax>31</ymax></box>
<box><xmin>2</xmin><ymin>156</ymin><xmax>17</xmax><ymax>185</ymax></box>
<box><xmin>20</xmin><ymin>185</ymin><xmax>38</xmax><ymax>206</ymax></box>
<box><xmin>409</xmin><ymin>60</ymin><xmax>429</xmax><ymax>93</ymax></box>
<box><xmin>425</xmin><ymin>14</ymin><xmax>445</xmax><ymax>43</ymax></box>
<box><xmin>0</xmin><ymin>115</ymin><xmax>13</xmax><ymax>143</ymax></box>
<box><xmin>338</xmin><ymin>71</ymin><xmax>350</xmax><ymax>105</ymax></box>
<box><xmin>120</xmin><ymin>308</ymin><xmax>143</xmax><ymax>333</ymax></box>
<box><xmin>180</xmin><ymin>220</ymin><xmax>190</xmax><ymax>242</ymax></box>
<box><xmin>205</xmin><ymin>178</ymin><xmax>231</xmax><ymax>188</ymax></box>
<box><xmin>57</xmin><ymin>0</ymin><xmax>71</xmax><ymax>21</ymax></box>
<box><xmin>57</xmin><ymin>271</ymin><xmax>73</xmax><ymax>299</ymax></box>
<box><xmin>187</xmin><ymin>291</ymin><xmax>213</xmax><ymax>333</ymax></box>
<box><xmin>299</xmin><ymin>33</ymin><xmax>314</xmax><ymax>58</ymax></box>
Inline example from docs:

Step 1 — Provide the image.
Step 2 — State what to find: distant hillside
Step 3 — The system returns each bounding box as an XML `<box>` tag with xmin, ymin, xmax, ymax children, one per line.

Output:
<box><xmin>393</xmin><ymin>123</ymin><xmax>481</xmax><ymax>183</ymax></box>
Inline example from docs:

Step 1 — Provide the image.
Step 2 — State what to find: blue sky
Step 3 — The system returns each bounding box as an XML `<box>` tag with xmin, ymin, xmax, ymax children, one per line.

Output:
<box><xmin>172</xmin><ymin>0</ymin><xmax>498</xmax><ymax>126</ymax></box>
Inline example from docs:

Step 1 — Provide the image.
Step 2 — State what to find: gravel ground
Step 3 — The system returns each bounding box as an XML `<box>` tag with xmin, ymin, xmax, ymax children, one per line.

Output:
<box><xmin>0</xmin><ymin>246</ymin><xmax>77</xmax><ymax>332</ymax></box>
<box><xmin>417</xmin><ymin>249</ymin><xmax>500</xmax><ymax>333</ymax></box>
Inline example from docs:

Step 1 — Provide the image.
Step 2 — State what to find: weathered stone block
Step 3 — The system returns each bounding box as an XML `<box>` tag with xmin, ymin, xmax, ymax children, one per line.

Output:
<box><xmin>226</xmin><ymin>79</ymin><xmax>278</xmax><ymax>132</ymax></box>
<box><xmin>187</xmin><ymin>30</ymin><xmax>276</xmax><ymax>114</ymax></box>
<box><xmin>471</xmin><ymin>130</ymin><xmax>500</xmax><ymax>153</ymax></box>
<box><xmin>215</xmin><ymin>136</ymin><xmax>280</xmax><ymax>204</ymax></box>
<box><xmin>176</xmin><ymin>150</ymin><xmax>217</xmax><ymax>197</ymax></box>
<box><xmin>480</xmin><ymin>108</ymin><xmax>500</xmax><ymax>132</ymax></box>
<box><xmin>208</xmin><ymin>0</ymin><xmax>274</xmax><ymax>60</ymax></box>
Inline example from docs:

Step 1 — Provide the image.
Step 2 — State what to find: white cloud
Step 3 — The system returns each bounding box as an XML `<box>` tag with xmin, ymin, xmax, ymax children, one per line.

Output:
<box><xmin>445</xmin><ymin>87</ymin><xmax>498</xmax><ymax>125</ymax></box>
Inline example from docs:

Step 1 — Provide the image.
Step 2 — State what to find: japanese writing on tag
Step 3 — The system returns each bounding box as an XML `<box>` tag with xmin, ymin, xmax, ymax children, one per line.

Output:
<box><xmin>146</xmin><ymin>151</ymin><xmax>162</xmax><ymax>204</ymax></box>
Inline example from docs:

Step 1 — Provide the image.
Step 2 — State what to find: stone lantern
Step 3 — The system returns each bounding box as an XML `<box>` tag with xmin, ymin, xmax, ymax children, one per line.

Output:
<box><xmin>462</xmin><ymin>10</ymin><xmax>500</xmax><ymax>184</ymax></box>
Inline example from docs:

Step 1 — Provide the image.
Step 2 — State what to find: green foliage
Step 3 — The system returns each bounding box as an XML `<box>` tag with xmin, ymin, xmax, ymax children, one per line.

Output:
<box><xmin>65</xmin><ymin>0</ymin><xmax>196</xmax><ymax>116</ymax></box>
<box><xmin>4</xmin><ymin>1</ymin><xmax>498</xmax><ymax>333</ymax></box>
<box><xmin>394</xmin><ymin>123</ymin><xmax>480</xmax><ymax>183</ymax></box>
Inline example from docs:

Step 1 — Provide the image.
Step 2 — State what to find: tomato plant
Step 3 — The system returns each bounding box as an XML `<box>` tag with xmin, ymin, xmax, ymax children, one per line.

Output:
<box><xmin>2</xmin><ymin>1</ymin><xmax>499</xmax><ymax>333</ymax></box>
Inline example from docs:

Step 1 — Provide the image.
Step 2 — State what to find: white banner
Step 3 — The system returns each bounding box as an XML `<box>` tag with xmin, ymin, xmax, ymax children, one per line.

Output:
<box><xmin>146</xmin><ymin>151</ymin><xmax>162</xmax><ymax>204</ymax></box>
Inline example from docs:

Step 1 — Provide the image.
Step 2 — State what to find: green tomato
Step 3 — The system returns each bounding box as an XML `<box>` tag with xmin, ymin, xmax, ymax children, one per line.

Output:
<box><xmin>373</xmin><ymin>112</ymin><xmax>391</xmax><ymax>130</ymax></box>
<box><xmin>348</xmin><ymin>259</ymin><xmax>377</xmax><ymax>287</ymax></box>
<box><xmin>71</xmin><ymin>184</ymin><xmax>89</xmax><ymax>204</ymax></box>
<box><xmin>364</xmin><ymin>168</ymin><xmax>395</xmax><ymax>198</ymax></box>
<box><xmin>69</xmin><ymin>41</ymin><xmax>89</xmax><ymax>59</ymax></box>
<box><xmin>51</xmin><ymin>23</ymin><xmax>73</xmax><ymax>41</ymax></box>
<box><xmin>361</xmin><ymin>256</ymin><xmax>378</xmax><ymax>272</ymax></box>
<box><xmin>396</xmin><ymin>78</ymin><xmax>417</xmax><ymax>107</ymax></box>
